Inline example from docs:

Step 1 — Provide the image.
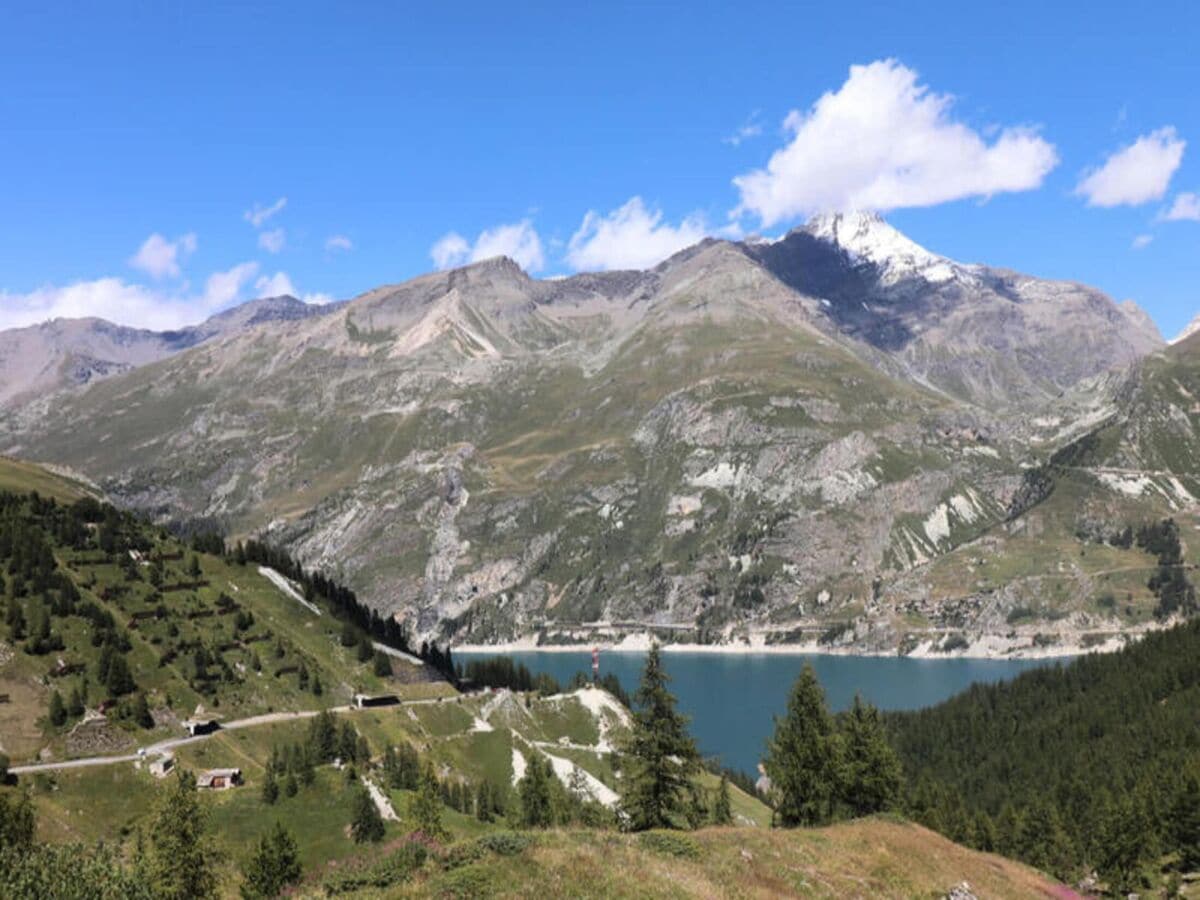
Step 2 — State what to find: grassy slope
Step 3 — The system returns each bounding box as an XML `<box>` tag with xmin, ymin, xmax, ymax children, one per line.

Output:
<box><xmin>0</xmin><ymin>456</ymin><xmax>94</xmax><ymax>502</ymax></box>
<box><xmin>294</xmin><ymin>819</ymin><xmax>1062</xmax><ymax>899</ymax></box>
<box><xmin>0</xmin><ymin>477</ymin><xmax>449</xmax><ymax>762</ymax></box>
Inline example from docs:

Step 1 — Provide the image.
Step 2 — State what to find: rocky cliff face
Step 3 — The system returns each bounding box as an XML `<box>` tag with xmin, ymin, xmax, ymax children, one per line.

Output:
<box><xmin>2</xmin><ymin>219</ymin><xmax>1192</xmax><ymax>653</ymax></box>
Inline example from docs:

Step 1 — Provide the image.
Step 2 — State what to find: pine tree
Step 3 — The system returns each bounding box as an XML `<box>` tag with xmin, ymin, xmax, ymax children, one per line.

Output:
<box><xmin>0</xmin><ymin>790</ymin><xmax>35</xmax><ymax>848</ymax></box>
<box><xmin>839</xmin><ymin>694</ymin><xmax>902</xmax><ymax>816</ymax></box>
<box><xmin>764</xmin><ymin>664</ymin><xmax>841</xmax><ymax>826</ymax></box>
<box><xmin>409</xmin><ymin>762</ymin><xmax>448</xmax><ymax>840</ymax></box>
<box><xmin>67</xmin><ymin>685</ymin><xmax>85</xmax><ymax>718</ymax></box>
<box><xmin>1170</xmin><ymin>775</ymin><xmax>1200</xmax><ymax>872</ymax></box>
<box><xmin>284</xmin><ymin>773</ymin><xmax>298</xmax><ymax>798</ymax></box>
<box><xmin>1097</xmin><ymin>791</ymin><xmax>1152</xmax><ymax>894</ymax></box>
<box><xmin>619</xmin><ymin>642</ymin><xmax>700</xmax><ymax>831</ymax></box>
<box><xmin>48</xmin><ymin>689</ymin><xmax>67</xmax><ymax>727</ymax></box>
<box><xmin>712</xmin><ymin>773</ymin><xmax>733</xmax><ymax>825</ymax></box>
<box><xmin>261</xmin><ymin>770</ymin><xmax>279</xmax><ymax>805</ymax></box>
<box><xmin>475</xmin><ymin>781</ymin><xmax>493</xmax><ymax>823</ymax></box>
<box><xmin>132</xmin><ymin>693</ymin><xmax>154</xmax><ymax>729</ymax></box>
<box><xmin>373</xmin><ymin>651</ymin><xmax>392</xmax><ymax>677</ymax></box>
<box><xmin>350</xmin><ymin>785</ymin><xmax>385</xmax><ymax>844</ymax></box>
<box><xmin>240</xmin><ymin>821</ymin><xmax>301</xmax><ymax>899</ymax></box>
<box><xmin>518</xmin><ymin>754</ymin><xmax>555</xmax><ymax>828</ymax></box>
<box><xmin>148</xmin><ymin>770</ymin><xmax>218</xmax><ymax>900</ymax></box>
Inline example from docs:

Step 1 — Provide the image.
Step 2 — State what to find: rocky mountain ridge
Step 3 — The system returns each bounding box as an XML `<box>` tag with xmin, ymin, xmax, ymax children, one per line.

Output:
<box><xmin>1</xmin><ymin>217</ymin><xmax>1193</xmax><ymax>654</ymax></box>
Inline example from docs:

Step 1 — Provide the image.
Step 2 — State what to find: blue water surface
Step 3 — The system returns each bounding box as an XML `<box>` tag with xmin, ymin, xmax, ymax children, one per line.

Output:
<box><xmin>457</xmin><ymin>650</ymin><xmax>1054</xmax><ymax>776</ymax></box>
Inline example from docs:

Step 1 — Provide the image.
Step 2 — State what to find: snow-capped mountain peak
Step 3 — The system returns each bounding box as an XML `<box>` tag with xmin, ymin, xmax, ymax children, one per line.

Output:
<box><xmin>802</xmin><ymin>210</ymin><xmax>963</xmax><ymax>285</ymax></box>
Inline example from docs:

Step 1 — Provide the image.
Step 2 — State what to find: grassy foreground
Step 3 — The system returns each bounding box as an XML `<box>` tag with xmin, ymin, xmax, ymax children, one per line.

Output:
<box><xmin>290</xmin><ymin>818</ymin><xmax>1065</xmax><ymax>899</ymax></box>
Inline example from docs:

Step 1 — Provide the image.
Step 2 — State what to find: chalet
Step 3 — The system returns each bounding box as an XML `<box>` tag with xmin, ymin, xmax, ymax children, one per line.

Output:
<box><xmin>182</xmin><ymin>717</ymin><xmax>221</xmax><ymax>736</ymax></box>
<box><xmin>149</xmin><ymin>756</ymin><xmax>174</xmax><ymax>778</ymax></box>
<box><xmin>197</xmin><ymin>768</ymin><xmax>241</xmax><ymax>790</ymax></box>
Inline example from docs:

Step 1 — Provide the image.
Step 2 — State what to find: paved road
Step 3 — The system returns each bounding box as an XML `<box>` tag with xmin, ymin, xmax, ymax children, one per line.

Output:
<box><xmin>9</xmin><ymin>697</ymin><xmax>454</xmax><ymax>776</ymax></box>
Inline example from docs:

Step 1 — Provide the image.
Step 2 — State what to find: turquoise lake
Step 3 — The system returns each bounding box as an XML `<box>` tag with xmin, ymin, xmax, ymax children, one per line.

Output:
<box><xmin>457</xmin><ymin>650</ymin><xmax>1055</xmax><ymax>776</ymax></box>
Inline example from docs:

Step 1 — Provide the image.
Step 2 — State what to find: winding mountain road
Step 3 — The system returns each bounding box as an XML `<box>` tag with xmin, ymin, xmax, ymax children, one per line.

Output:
<box><xmin>9</xmin><ymin>696</ymin><xmax>453</xmax><ymax>776</ymax></box>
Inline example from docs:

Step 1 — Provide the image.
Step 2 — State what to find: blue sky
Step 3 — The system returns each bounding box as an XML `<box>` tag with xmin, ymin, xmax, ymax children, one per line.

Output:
<box><xmin>1</xmin><ymin>1</ymin><xmax>1198</xmax><ymax>336</ymax></box>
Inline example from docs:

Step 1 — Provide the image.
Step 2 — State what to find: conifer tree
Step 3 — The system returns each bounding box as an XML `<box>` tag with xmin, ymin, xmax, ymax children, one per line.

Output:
<box><xmin>409</xmin><ymin>762</ymin><xmax>447</xmax><ymax>840</ymax></box>
<box><xmin>764</xmin><ymin>664</ymin><xmax>841</xmax><ymax>826</ymax></box>
<box><xmin>839</xmin><ymin>694</ymin><xmax>902</xmax><ymax>816</ymax></box>
<box><xmin>67</xmin><ymin>685</ymin><xmax>85</xmax><ymax>718</ymax></box>
<box><xmin>1171</xmin><ymin>774</ymin><xmax>1200</xmax><ymax>872</ymax></box>
<box><xmin>619</xmin><ymin>642</ymin><xmax>700</xmax><ymax>831</ymax></box>
<box><xmin>132</xmin><ymin>692</ymin><xmax>154</xmax><ymax>729</ymax></box>
<box><xmin>148</xmin><ymin>771</ymin><xmax>218</xmax><ymax>900</ymax></box>
<box><xmin>712</xmin><ymin>773</ymin><xmax>733</xmax><ymax>825</ymax></box>
<box><xmin>518</xmin><ymin>754</ymin><xmax>555</xmax><ymax>828</ymax></box>
<box><xmin>350</xmin><ymin>785</ymin><xmax>385</xmax><ymax>843</ymax></box>
<box><xmin>261</xmin><ymin>770</ymin><xmax>279</xmax><ymax>805</ymax></box>
<box><xmin>240</xmin><ymin>821</ymin><xmax>302</xmax><ymax>899</ymax></box>
<box><xmin>48</xmin><ymin>689</ymin><xmax>66</xmax><ymax>727</ymax></box>
<box><xmin>0</xmin><ymin>790</ymin><xmax>35</xmax><ymax>848</ymax></box>
<box><xmin>475</xmin><ymin>780</ymin><xmax>493</xmax><ymax>822</ymax></box>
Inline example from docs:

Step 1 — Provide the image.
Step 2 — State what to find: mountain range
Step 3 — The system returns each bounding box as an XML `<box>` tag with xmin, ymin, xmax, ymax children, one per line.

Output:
<box><xmin>2</xmin><ymin>212</ymin><xmax>1195</xmax><ymax>653</ymax></box>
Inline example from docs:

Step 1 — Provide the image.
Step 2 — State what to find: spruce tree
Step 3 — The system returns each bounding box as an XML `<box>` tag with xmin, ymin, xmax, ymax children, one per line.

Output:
<box><xmin>48</xmin><ymin>689</ymin><xmax>67</xmax><ymax>727</ymax></box>
<box><xmin>350</xmin><ymin>785</ymin><xmax>385</xmax><ymax>843</ymax></box>
<box><xmin>67</xmin><ymin>685</ymin><xmax>85</xmax><ymax>718</ymax></box>
<box><xmin>619</xmin><ymin>642</ymin><xmax>700</xmax><ymax>831</ymax></box>
<box><xmin>240</xmin><ymin>821</ymin><xmax>302</xmax><ymax>899</ymax></box>
<box><xmin>839</xmin><ymin>694</ymin><xmax>902</xmax><ymax>816</ymax></box>
<box><xmin>518</xmin><ymin>754</ymin><xmax>555</xmax><ymax>828</ymax></box>
<box><xmin>1171</xmin><ymin>775</ymin><xmax>1200</xmax><ymax>872</ymax></box>
<box><xmin>133</xmin><ymin>693</ymin><xmax>154</xmax><ymax>729</ymax></box>
<box><xmin>475</xmin><ymin>781</ymin><xmax>493</xmax><ymax>823</ymax></box>
<box><xmin>409</xmin><ymin>762</ymin><xmax>447</xmax><ymax>840</ymax></box>
<box><xmin>261</xmin><ymin>770</ymin><xmax>279</xmax><ymax>805</ymax></box>
<box><xmin>764</xmin><ymin>664</ymin><xmax>841</xmax><ymax>826</ymax></box>
<box><xmin>148</xmin><ymin>770</ymin><xmax>218</xmax><ymax>900</ymax></box>
<box><xmin>712</xmin><ymin>773</ymin><xmax>733</xmax><ymax>825</ymax></box>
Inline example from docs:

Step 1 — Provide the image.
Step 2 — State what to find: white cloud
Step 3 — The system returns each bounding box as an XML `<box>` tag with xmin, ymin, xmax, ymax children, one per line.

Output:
<box><xmin>732</xmin><ymin>59</ymin><xmax>1058</xmax><ymax>226</ymax></box>
<box><xmin>128</xmin><ymin>232</ymin><xmax>197</xmax><ymax>279</ymax></box>
<box><xmin>1162</xmin><ymin>191</ymin><xmax>1200</xmax><ymax>222</ymax></box>
<box><xmin>258</xmin><ymin>228</ymin><xmax>286</xmax><ymax>254</ymax></box>
<box><xmin>0</xmin><ymin>261</ymin><xmax>260</xmax><ymax>331</ymax></box>
<box><xmin>429</xmin><ymin>220</ymin><xmax>544</xmax><ymax>272</ymax></box>
<box><xmin>254</xmin><ymin>270</ymin><xmax>333</xmax><ymax>305</ymax></box>
<box><xmin>325</xmin><ymin>234</ymin><xmax>354</xmax><ymax>252</ymax></box>
<box><xmin>244</xmin><ymin>197</ymin><xmax>287</xmax><ymax>228</ymax></box>
<box><xmin>723</xmin><ymin>111</ymin><xmax>763</xmax><ymax>147</ymax></box>
<box><xmin>254</xmin><ymin>271</ymin><xmax>296</xmax><ymax>298</ymax></box>
<box><xmin>1075</xmin><ymin>127</ymin><xmax>1185</xmax><ymax>207</ymax></box>
<box><xmin>1132</xmin><ymin>234</ymin><xmax>1153</xmax><ymax>249</ymax></box>
<box><xmin>566</xmin><ymin>197</ymin><xmax>708</xmax><ymax>271</ymax></box>
<box><xmin>430</xmin><ymin>232</ymin><xmax>470</xmax><ymax>269</ymax></box>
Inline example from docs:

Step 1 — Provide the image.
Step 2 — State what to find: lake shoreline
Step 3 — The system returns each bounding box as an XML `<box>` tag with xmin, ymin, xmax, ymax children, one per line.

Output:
<box><xmin>455</xmin><ymin>629</ymin><xmax>1140</xmax><ymax>660</ymax></box>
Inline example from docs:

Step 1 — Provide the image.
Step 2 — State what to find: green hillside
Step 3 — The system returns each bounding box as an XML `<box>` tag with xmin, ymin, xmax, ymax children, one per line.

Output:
<box><xmin>0</xmin><ymin>456</ymin><xmax>96</xmax><ymax>503</ymax></box>
<box><xmin>888</xmin><ymin>617</ymin><xmax>1200</xmax><ymax>894</ymax></box>
<box><xmin>0</xmin><ymin>481</ymin><xmax>447</xmax><ymax>764</ymax></box>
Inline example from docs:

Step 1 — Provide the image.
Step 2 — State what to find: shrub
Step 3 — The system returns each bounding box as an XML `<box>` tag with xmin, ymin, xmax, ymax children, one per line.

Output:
<box><xmin>636</xmin><ymin>831</ymin><xmax>700</xmax><ymax>859</ymax></box>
